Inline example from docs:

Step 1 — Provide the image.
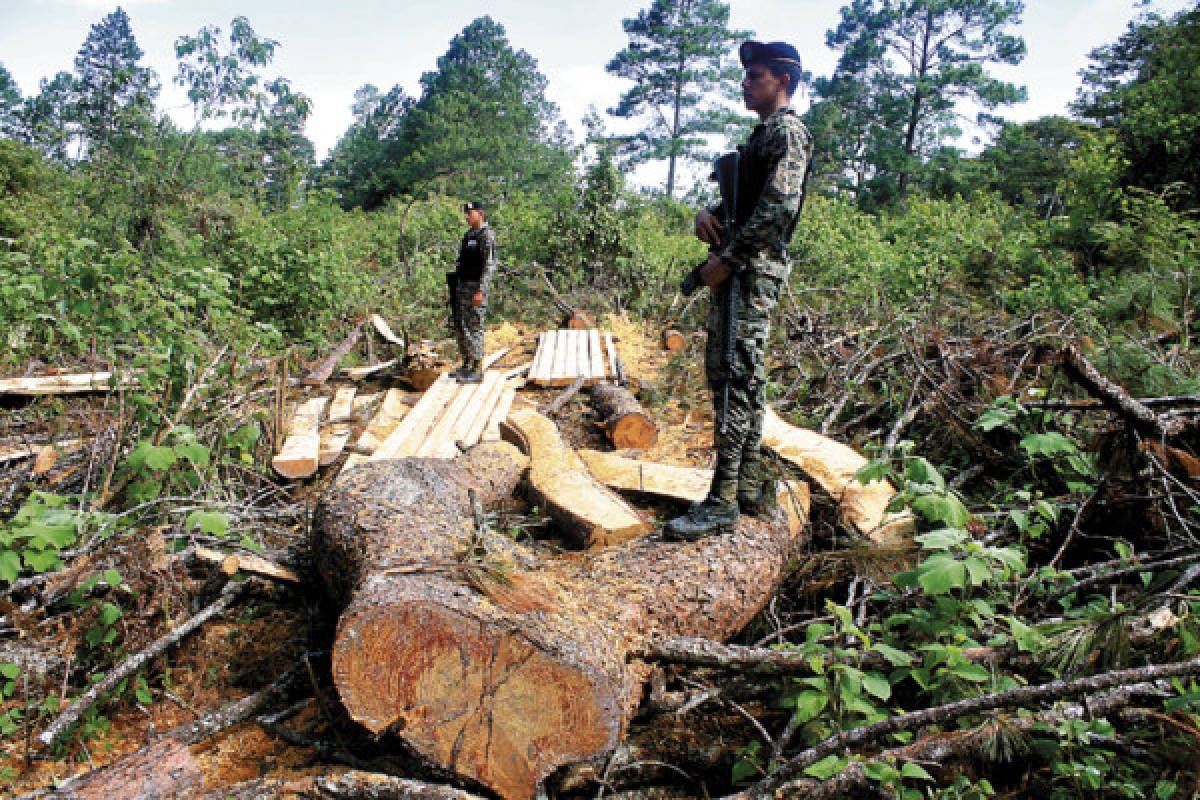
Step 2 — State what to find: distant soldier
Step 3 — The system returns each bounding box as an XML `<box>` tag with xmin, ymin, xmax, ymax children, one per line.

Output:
<box><xmin>448</xmin><ymin>201</ymin><xmax>498</xmax><ymax>383</ymax></box>
<box><xmin>666</xmin><ymin>40</ymin><xmax>814</xmax><ymax>540</ymax></box>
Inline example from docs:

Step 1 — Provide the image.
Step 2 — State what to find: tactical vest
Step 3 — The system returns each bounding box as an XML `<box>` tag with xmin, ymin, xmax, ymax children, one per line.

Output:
<box><xmin>734</xmin><ymin>109</ymin><xmax>812</xmax><ymax>250</ymax></box>
<box><xmin>455</xmin><ymin>227</ymin><xmax>489</xmax><ymax>282</ymax></box>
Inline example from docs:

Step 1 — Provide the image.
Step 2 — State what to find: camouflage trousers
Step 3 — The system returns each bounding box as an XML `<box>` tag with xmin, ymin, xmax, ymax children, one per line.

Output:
<box><xmin>451</xmin><ymin>281</ymin><xmax>487</xmax><ymax>362</ymax></box>
<box><xmin>704</xmin><ymin>270</ymin><xmax>782</xmax><ymax>506</ymax></box>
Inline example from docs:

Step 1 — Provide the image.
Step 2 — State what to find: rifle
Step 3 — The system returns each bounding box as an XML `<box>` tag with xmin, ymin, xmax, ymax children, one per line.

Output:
<box><xmin>680</xmin><ymin>151</ymin><xmax>740</xmax><ymax>435</ymax></box>
<box><xmin>445</xmin><ymin>272</ymin><xmax>460</xmax><ymax>330</ymax></box>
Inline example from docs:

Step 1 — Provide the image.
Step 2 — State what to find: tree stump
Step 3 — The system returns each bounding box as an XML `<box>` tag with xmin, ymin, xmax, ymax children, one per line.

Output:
<box><xmin>565</xmin><ymin>309</ymin><xmax>593</xmax><ymax>329</ymax></box>
<box><xmin>590</xmin><ymin>381</ymin><xmax>657</xmax><ymax>449</ymax></box>
<box><xmin>313</xmin><ymin>442</ymin><xmax>807</xmax><ymax>800</ymax></box>
<box><xmin>662</xmin><ymin>327</ymin><xmax>686</xmax><ymax>352</ymax></box>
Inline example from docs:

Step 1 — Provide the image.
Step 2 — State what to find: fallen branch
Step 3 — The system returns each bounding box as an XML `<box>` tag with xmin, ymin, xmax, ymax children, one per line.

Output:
<box><xmin>1061</xmin><ymin>344</ymin><xmax>1185</xmax><ymax>437</ymax></box>
<box><xmin>730</xmin><ymin>653</ymin><xmax>1200</xmax><ymax>799</ymax></box>
<box><xmin>303</xmin><ymin>323</ymin><xmax>365</xmax><ymax>386</ymax></box>
<box><xmin>37</xmin><ymin>578</ymin><xmax>256</xmax><ymax>750</ymax></box>
<box><xmin>543</xmin><ymin>376</ymin><xmax>586</xmax><ymax>416</ymax></box>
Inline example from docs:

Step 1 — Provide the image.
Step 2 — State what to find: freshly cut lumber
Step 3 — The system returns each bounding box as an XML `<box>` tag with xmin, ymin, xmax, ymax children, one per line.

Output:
<box><xmin>662</xmin><ymin>326</ymin><xmax>686</xmax><ymax>352</ymax></box>
<box><xmin>577</xmin><ymin>449</ymin><xmax>810</xmax><ymax>536</ymax></box>
<box><xmin>588</xmin><ymin>328</ymin><xmax>606</xmax><ymax>381</ymax></box>
<box><xmin>761</xmin><ymin>408</ymin><xmax>913</xmax><ymax>543</ymax></box>
<box><xmin>271</xmin><ymin>397</ymin><xmax>329</xmax><ymax>479</ymax></box>
<box><xmin>480</xmin><ymin>384</ymin><xmax>518</xmax><ymax>442</ymax></box>
<box><xmin>415</xmin><ymin>381</ymin><xmax>482</xmax><ymax>458</ymax></box>
<box><xmin>354</xmin><ymin>389</ymin><xmax>410</xmax><ymax>453</ymax></box>
<box><xmin>319</xmin><ymin>423</ymin><xmax>353</xmax><ymax>466</ymax></box>
<box><xmin>551</xmin><ymin>329</ymin><xmax>570</xmax><ymax>385</ymax></box>
<box><xmin>314</xmin><ymin>442</ymin><xmax>806</xmax><ymax>800</ymax></box>
<box><xmin>343</xmin><ymin>358</ymin><xmax>397</xmax><ymax>380</ymax></box>
<box><xmin>500</xmin><ymin>407</ymin><xmax>649</xmax><ymax>548</ymax></box>
<box><xmin>371</xmin><ymin>373</ymin><xmax>459</xmax><ymax>460</ymax></box>
<box><xmin>458</xmin><ymin>370</ymin><xmax>509</xmax><ymax>450</ymax></box>
<box><xmin>0</xmin><ymin>371</ymin><xmax>137</xmax><ymax>395</ymax></box>
<box><xmin>351</xmin><ymin>391</ymin><xmax>380</xmax><ymax>414</ymax></box>
<box><xmin>0</xmin><ymin>438</ymin><xmax>85</xmax><ymax>465</ymax></box>
<box><xmin>481</xmin><ymin>347</ymin><xmax>511</xmax><ymax>371</ymax></box>
<box><xmin>528</xmin><ymin>333</ymin><xmax>547</xmax><ymax>383</ymax></box>
<box><xmin>328</xmin><ymin>386</ymin><xmax>357</xmax><ymax>422</ymax></box>
<box><xmin>590</xmin><ymin>381</ymin><xmax>657</xmax><ymax>450</ymax></box>
<box><xmin>193</xmin><ymin>546</ymin><xmax>301</xmax><ymax>583</ymax></box>
<box><xmin>563</xmin><ymin>329</ymin><xmax>580</xmax><ymax>387</ymax></box>
<box><xmin>302</xmin><ymin>323</ymin><xmax>363</xmax><ymax>385</ymax></box>
<box><xmin>370</xmin><ymin>312</ymin><xmax>404</xmax><ymax>345</ymax></box>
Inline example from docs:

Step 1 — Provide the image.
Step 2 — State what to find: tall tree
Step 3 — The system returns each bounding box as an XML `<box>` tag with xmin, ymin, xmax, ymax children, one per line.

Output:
<box><xmin>606</xmin><ymin>0</ymin><xmax>750</xmax><ymax>199</ymax></box>
<box><xmin>18</xmin><ymin>72</ymin><xmax>76</xmax><ymax>161</ymax></box>
<box><xmin>72</xmin><ymin>7</ymin><xmax>158</xmax><ymax>151</ymax></box>
<box><xmin>825</xmin><ymin>0</ymin><xmax>1026</xmax><ymax>196</ymax></box>
<box><xmin>0</xmin><ymin>63</ymin><xmax>21</xmax><ymax>138</ymax></box>
<box><xmin>1073</xmin><ymin>5</ymin><xmax>1200</xmax><ymax>208</ymax></box>
<box><xmin>319</xmin><ymin>83</ymin><xmax>413</xmax><ymax>208</ymax></box>
<box><xmin>360</xmin><ymin>16</ymin><xmax>569</xmax><ymax>205</ymax></box>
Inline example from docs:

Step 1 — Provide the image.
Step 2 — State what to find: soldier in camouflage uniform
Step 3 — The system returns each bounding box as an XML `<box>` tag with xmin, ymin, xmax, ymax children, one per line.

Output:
<box><xmin>448</xmin><ymin>201</ymin><xmax>498</xmax><ymax>383</ymax></box>
<box><xmin>666</xmin><ymin>41</ymin><xmax>814</xmax><ymax>540</ymax></box>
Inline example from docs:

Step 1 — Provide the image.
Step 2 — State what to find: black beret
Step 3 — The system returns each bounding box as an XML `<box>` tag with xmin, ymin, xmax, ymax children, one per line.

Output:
<box><xmin>462</xmin><ymin>201</ymin><xmax>485</xmax><ymax>212</ymax></box>
<box><xmin>739</xmin><ymin>40</ymin><xmax>802</xmax><ymax>70</ymax></box>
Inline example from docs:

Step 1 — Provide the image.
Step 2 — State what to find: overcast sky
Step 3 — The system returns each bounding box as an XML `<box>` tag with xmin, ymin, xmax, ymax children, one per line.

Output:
<box><xmin>1</xmin><ymin>0</ymin><xmax>1193</xmax><ymax>188</ymax></box>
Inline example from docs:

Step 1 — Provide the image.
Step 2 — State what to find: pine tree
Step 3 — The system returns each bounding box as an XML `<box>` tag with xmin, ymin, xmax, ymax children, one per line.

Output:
<box><xmin>0</xmin><ymin>63</ymin><xmax>21</xmax><ymax>138</ymax></box>
<box><xmin>72</xmin><ymin>7</ymin><xmax>158</xmax><ymax>151</ymax></box>
<box><xmin>606</xmin><ymin>0</ymin><xmax>750</xmax><ymax>199</ymax></box>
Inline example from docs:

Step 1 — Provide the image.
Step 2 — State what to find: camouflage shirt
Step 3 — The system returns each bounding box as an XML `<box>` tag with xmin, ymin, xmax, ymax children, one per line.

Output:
<box><xmin>454</xmin><ymin>224</ymin><xmax>499</xmax><ymax>296</ymax></box>
<box><xmin>715</xmin><ymin>107</ymin><xmax>813</xmax><ymax>281</ymax></box>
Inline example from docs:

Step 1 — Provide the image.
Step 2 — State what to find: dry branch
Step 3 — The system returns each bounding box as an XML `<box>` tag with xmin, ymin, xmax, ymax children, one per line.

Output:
<box><xmin>303</xmin><ymin>323</ymin><xmax>364</xmax><ymax>386</ymax></box>
<box><xmin>1061</xmin><ymin>344</ymin><xmax>1185</xmax><ymax>437</ymax></box>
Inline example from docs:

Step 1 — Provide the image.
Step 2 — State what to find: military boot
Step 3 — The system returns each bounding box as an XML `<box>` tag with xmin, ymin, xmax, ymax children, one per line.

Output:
<box><xmin>664</xmin><ymin>497</ymin><xmax>739</xmax><ymax>540</ymax></box>
<box><xmin>457</xmin><ymin>359</ymin><xmax>483</xmax><ymax>383</ymax></box>
<box><xmin>449</xmin><ymin>359</ymin><xmax>472</xmax><ymax>379</ymax></box>
<box><xmin>737</xmin><ymin>477</ymin><xmax>778</xmax><ymax>517</ymax></box>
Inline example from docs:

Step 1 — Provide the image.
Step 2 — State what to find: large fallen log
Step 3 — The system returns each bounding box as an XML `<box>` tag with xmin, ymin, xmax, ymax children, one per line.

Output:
<box><xmin>500</xmin><ymin>408</ymin><xmax>650</xmax><ymax>547</ymax></box>
<box><xmin>590</xmin><ymin>382</ymin><xmax>657</xmax><ymax>450</ymax></box>
<box><xmin>761</xmin><ymin>408</ymin><xmax>913</xmax><ymax>543</ymax></box>
<box><xmin>314</xmin><ymin>441</ymin><xmax>806</xmax><ymax>800</ymax></box>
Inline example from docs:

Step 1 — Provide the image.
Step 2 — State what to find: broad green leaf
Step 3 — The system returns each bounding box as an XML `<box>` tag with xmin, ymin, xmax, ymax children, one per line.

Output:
<box><xmin>142</xmin><ymin>445</ymin><xmax>177</xmax><ymax>471</ymax></box>
<box><xmin>0</xmin><ymin>663</ymin><xmax>18</xmax><ymax>681</ymax></box>
<box><xmin>99</xmin><ymin>602</ymin><xmax>121</xmax><ymax>626</ymax></box>
<box><xmin>914</xmin><ymin>528</ymin><xmax>965</xmax><ymax>551</ymax></box>
<box><xmin>789</xmin><ymin>690</ymin><xmax>828</xmax><ymax>723</ymax></box>
<box><xmin>804</xmin><ymin>754</ymin><xmax>848</xmax><ymax>780</ymax></box>
<box><xmin>871</xmin><ymin>642</ymin><xmax>912</xmax><ymax>666</ymax></box>
<box><xmin>862</xmin><ymin>672</ymin><xmax>892</xmax><ymax>701</ymax></box>
<box><xmin>900</xmin><ymin>762</ymin><xmax>934</xmax><ymax>780</ymax></box>
<box><xmin>174</xmin><ymin>443</ymin><xmax>210</xmax><ymax>467</ymax></box>
<box><xmin>976</xmin><ymin>406</ymin><xmax>1016</xmax><ymax>432</ymax></box>
<box><xmin>947</xmin><ymin>662</ymin><xmax>989</xmax><ymax>682</ymax></box>
<box><xmin>22</xmin><ymin>549</ymin><xmax>61</xmax><ymax>573</ymax></box>
<box><xmin>1020</xmin><ymin>432</ymin><xmax>1077</xmax><ymax>458</ymax></box>
<box><xmin>185</xmin><ymin>511</ymin><xmax>229</xmax><ymax>537</ymax></box>
<box><xmin>905</xmin><ymin>457</ymin><xmax>945</xmax><ymax>490</ymax></box>
<box><xmin>854</xmin><ymin>459</ymin><xmax>891</xmax><ymax>484</ymax></box>
<box><xmin>917</xmin><ymin>554</ymin><xmax>966</xmax><ymax>595</ymax></box>
<box><xmin>910</xmin><ymin>493</ymin><xmax>970</xmax><ymax>528</ymax></box>
<box><xmin>0</xmin><ymin>550</ymin><xmax>22</xmax><ymax>583</ymax></box>
<box><xmin>103</xmin><ymin>568</ymin><xmax>122</xmax><ymax>587</ymax></box>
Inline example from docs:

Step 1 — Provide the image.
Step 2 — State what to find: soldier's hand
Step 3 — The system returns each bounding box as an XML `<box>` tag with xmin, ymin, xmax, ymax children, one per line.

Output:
<box><xmin>694</xmin><ymin>209</ymin><xmax>723</xmax><ymax>246</ymax></box>
<box><xmin>699</xmin><ymin>253</ymin><xmax>731</xmax><ymax>287</ymax></box>
<box><xmin>471</xmin><ymin>291</ymin><xmax>484</xmax><ymax>307</ymax></box>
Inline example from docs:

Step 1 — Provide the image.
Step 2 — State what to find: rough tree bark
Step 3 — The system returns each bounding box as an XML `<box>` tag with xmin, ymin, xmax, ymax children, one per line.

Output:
<box><xmin>313</xmin><ymin>441</ymin><xmax>807</xmax><ymax>800</ymax></box>
<box><xmin>590</xmin><ymin>382</ymin><xmax>657</xmax><ymax>449</ymax></box>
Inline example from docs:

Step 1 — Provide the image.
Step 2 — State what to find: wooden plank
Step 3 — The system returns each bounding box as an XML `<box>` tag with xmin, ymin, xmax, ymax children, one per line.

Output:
<box><xmin>575</xmin><ymin>328</ymin><xmax>590</xmax><ymax>381</ymax></box>
<box><xmin>481</xmin><ymin>347</ymin><xmax>511</xmax><ymax>372</ymax></box>
<box><xmin>588</xmin><ymin>328</ymin><xmax>605</xmax><ymax>381</ymax></box>
<box><xmin>272</xmin><ymin>396</ymin><xmax>329</xmax><ymax>479</ymax></box>
<box><xmin>761</xmin><ymin>408</ymin><xmax>914</xmax><ymax>543</ymax></box>
<box><xmin>550</xmin><ymin>329</ymin><xmax>569</xmax><ymax>385</ymax></box>
<box><xmin>354</xmin><ymin>389</ymin><xmax>410</xmax><ymax>453</ymax></box>
<box><xmin>577</xmin><ymin>450</ymin><xmax>810</xmax><ymax>537</ymax></box>
<box><xmin>528</xmin><ymin>333</ymin><xmax>547</xmax><ymax>383</ymax></box>
<box><xmin>328</xmin><ymin>387</ymin><xmax>357</xmax><ymax>423</ymax></box>
<box><xmin>457</xmin><ymin>370</ymin><xmax>508</xmax><ymax>451</ymax></box>
<box><xmin>343</xmin><ymin>359</ymin><xmax>397</xmax><ymax>380</ymax></box>
<box><xmin>480</xmin><ymin>385</ymin><xmax>518</xmax><ymax>442</ymax></box>
<box><xmin>500</xmin><ymin>408</ymin><xmax>650</xmax><ymax>548</ymax></box>
<box><xmin>0</xmin><ymin>438</ymin><xmax>85</xmax><ymax>465</ymax></box>
<box><xmin>0</xmin><ymin>372</ymin><xmax>138</xmax><ymax>396</ymax></box>
<box><xmin>370</xmin><ymin>374</ymin><xmax>459</xmax><ymax>460</ymax></box>
<box><xmin>604</xmin><ymin>333</ymin><xmax>618</xmax><ymax>382</ymax></box>
<box><xmin>415</xmin><ymin>382</ymin><xmax>481</xmax><ymax>459</ymax></box>
<box><xmin>561</xmin><ymin>329</ymin><xmax>579</xmax><ymax>386</ymax></box>
<box><xmin>319</xmin><ymin>423</ymin><xmax>353</xmax><ymax>466</ymax></box>
<box><xmin>370</xmin><ymin>313</ymin><xmax>404</xmax><ymax>345</ymax></box>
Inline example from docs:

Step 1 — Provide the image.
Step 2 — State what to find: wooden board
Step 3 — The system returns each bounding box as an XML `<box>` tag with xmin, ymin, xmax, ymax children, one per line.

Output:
<box><xmin>577</xmin><ymin>449</ymin><xmax>810</xmax><ymax>536</ymax></box>
<box><xmin>480</xmin><ymin>384</ymin><xmax>518</xmax><ymax>443</ymax></box>
<box><xmin>529</xmin><ymin>329</ymin><xmax>614</xmax><ymax>387</ymax></box>
<box><xmin>344</xmin><ymin>359</ymin><xmax>397</xmax><ymax>380</ymax></box>
<box><xmin>457</xmin><ymin>371</ymin><xmax>509</xmax><ymax>451</ymax></box>
<box><xmin>0</xmin><ymin>438</ymin><xmax>85</xmax><ymax>465</ymax></box>
<box><xmin>500</xmin><ymin>407</ymin><xmax>650</xmax><ymax>548</ymax></box>
<box><xmin>481</xmin><ymin>348</ymin><xmax>511</xmax><ymax>372</ymax></box>
<box><xmin>354</xmin><ymin>389</ymin><xmax>411</xmax><ymax>453</ymax></box>
<box><xmin>604</xmin><ymin>332</ymin><xmax>619</xmax><ymax>381</ymax></box>
<box><xmin>415</xmin><ymin>381</ymin><xmax>482</xmax><ymax>459</ymax></box>
<box><xmin>370</xmin><ymin>313</ymin><xmax>404</xmax><ymax>345</ymax></box>
<box><xmin>551</xmin><ymin>330</ymin><xmax>569</xmax><ymax>386</ymax></box>
<box><xmin>272</xmin><ymin>396</ymin><xmax>329</xmax><ymax>479</ymax></box>
<box><xmin>528</xmin><ymin>333</ymin><xmax>547</xmax><ymax>384</ymax></box>
<box><xmin>761</xmin><ymin>408</ymin><xmax>914</xmax><ymax>543</ymax></box>
<box><xmin>562</xmin><ymin>330</ymin><xmax>579</xmax><ymax>388</ymax></box>
<box><xmin>370</xmin><ymin>374</ymin><xmax>459</xmax><ymax>460</ymax></box>
<box><xmin>588</xmin><ymin>328</ymin><xmax>605</xmax><ymax>381</ymax></box>
<box><xmin>328</xmin><ymin>387</ymin><xmax>357</xmax><ymax>423</ymax></box>
<box><xmin>319</xmin><ymin>423</ymin><xmax>353</xmax><ymax>466</ymax></box>
<box><xmin>0</xmin><ymin>371</ymin><xmax>138</xmax><ymax>395</ymax></box>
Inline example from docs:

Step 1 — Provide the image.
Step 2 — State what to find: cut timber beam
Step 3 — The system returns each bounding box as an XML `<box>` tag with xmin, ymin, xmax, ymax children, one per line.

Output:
<box><xmin>272</xmin><ymin>397</ymin><xmax>328</xmax><ymax>479</ymax></box>
<box><xmin>371</xmin><ymin>373</ymin><xmax>458</xmax><ymax>460</ymax></box>
<box><xmin>761</xmin><ymin>408</ymin><xmax>913</xmax><ymax>543</ymax></box>
<box><xmin>328</xmin><ymin>386</ymin><xmax>357</xmax><ymax>422</ymax></box>
<box><xmin>480</xmin><ymin>384</ymin><xmax>518</xmax><ymax>442</ymax></box>
<box><xmin>370</xmin><ymin>313</ymin><xmax>404</xmax><ymax>345</ymax></box>
<box><xmin>0</xmin><ymin>371</ymin><xmax>137</xmax><ymax>396</ymax></box>
<box><xmin>344</xmin><ymin>359</ymin><xmax>397</xmax><ymax>380</ymax></box>
<box><xmin>354</xmin><ymin>389</ymin><xmax>410</xmax><ymax>453</ymax></box>
<box><xmin>302</xmin><ymin>323</ymin><xmax>363</xmax><ymax>385</ymax></box>
<box><xmin>314</xmin><ymin>443</ymin><xmax>806</xmax><ymax>800</ymax></box>
<box><xmin>500</xmin><ymin>408</ymin><xmax>649</xmax><ymax>548</ymax></box>
<box><xmin>319</xmin><ymin>423</ymin><xmax>353</xmax><ymax>466</ymax></box>
<box><xmin>577</xmin><ymin>449</ymin><xmax>810</xmax><ymax>536</ymax></box>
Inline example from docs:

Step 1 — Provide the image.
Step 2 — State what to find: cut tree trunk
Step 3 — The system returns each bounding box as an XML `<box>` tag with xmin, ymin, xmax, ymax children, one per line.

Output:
<box><xmin>761</xmin><ymin>408</ymin><xmax>913</xmax><ymax>543</ymax></box>
<box><xmin>271</xmin><ymin>396</ymin><xmax>329</xmax><ymax>479</ymax></box>
<box><xmin>662</xmin><ymin>327</ymin><xmax>686</xmax><ymax>352</ymax></box>
<box><xmin>590</xmin><ymin>382</ymin><xmax>657</xmax><ymax>450</ymax></box>
<box><xmin>313</xmin><ymin>441</ymin><xmax>807</xmax><ymax>800</ymax></box>
<box><xmin>500</xmin><ymin>408</ymin><xmax>650</xmax><ymax>548</ymax></box>
<box><xmin>302</xmin><ymin>323</ymin><xmax>363</xmax><ymax>385</ymax></box>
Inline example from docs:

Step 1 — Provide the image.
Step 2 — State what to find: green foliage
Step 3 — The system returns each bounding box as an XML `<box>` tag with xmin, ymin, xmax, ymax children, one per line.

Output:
<box><xmin>0</xmin><ymin>492</ymin><xmax>113</xmax><ymax>584</ymax></box>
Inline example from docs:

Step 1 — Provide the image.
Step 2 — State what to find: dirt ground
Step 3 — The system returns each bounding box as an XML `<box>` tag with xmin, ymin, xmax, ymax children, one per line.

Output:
<box><xmin>0</xmin><ymin>313</ymin><xmax>724</xmax><ymax>798</ymax></box>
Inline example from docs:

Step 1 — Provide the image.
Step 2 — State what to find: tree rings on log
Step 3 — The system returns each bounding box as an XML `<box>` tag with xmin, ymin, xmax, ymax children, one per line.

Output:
<box><xmin>662</xmin><ymin>327</ymin><xmax>686</xmax><ymax>352</ymax></box>
<box><xmin>590</xmin><ymin>381</ymin><xmax>657</xmax><ymax>450</ymax></box>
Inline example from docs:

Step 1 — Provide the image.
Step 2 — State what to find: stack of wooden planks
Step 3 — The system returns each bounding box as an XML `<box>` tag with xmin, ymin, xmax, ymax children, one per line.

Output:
<box><xmin>527</xmin><ymin>329</ymin><xmax>618</xmax><ymax>387</ymax></box>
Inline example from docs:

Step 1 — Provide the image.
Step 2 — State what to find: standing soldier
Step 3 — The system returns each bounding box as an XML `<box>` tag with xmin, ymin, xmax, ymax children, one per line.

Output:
<box><xmin>666</xmin><ymin>40</ymin><xmax>814</xmax><ymax>540</ymax></box>
<box><xmin>448</xmin><ymin>201</ymin><xmax>498</xmax><ymax>383</ymax></box>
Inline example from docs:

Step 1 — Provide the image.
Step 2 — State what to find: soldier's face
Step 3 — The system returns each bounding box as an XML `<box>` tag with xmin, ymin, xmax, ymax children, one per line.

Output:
<box><xmin>742</xmin><ymin>65</ymin><xmax>786</xmax><ymax>113</ymax></box>
<box><xmin>465</xmin><ymin>209</ymin><xmax>484</xmax><ymax>228</ymax></box>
